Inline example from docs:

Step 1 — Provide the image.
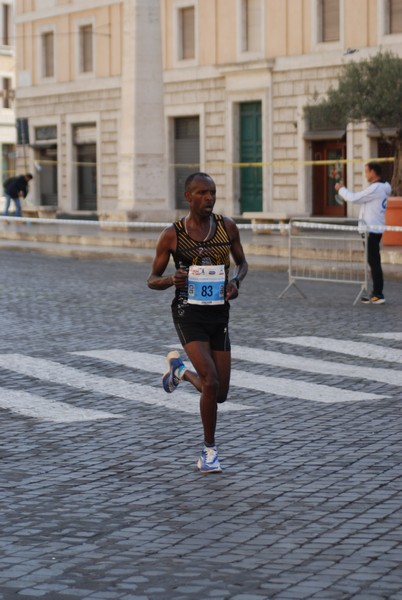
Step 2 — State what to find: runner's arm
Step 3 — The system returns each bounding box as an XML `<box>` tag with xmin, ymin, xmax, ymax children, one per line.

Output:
<box><xmin>147</xmin><ymin>227</ymin><xmax>176</xmax><ymax>290</ymax></box>
<box><xmin>224</xmin><ymin>218</ymin><xmax>248</xmax><ymax>299</ymax></box>
<box><xmin>147</xmin><ymin>227</ymin><xmax>188</xmax><ymax>290</ymax></box>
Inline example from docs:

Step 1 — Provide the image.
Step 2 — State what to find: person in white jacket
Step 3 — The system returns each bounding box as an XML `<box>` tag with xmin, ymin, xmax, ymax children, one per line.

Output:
<box><xmin>335</xmin><ymin>162</ymin><xmax>391</xmax><ymax>304</ymax></box>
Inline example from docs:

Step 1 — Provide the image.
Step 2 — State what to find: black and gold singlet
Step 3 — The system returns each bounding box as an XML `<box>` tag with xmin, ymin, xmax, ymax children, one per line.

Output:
<box><xmin>172</xmin><ymin>213</ymin><xmax>231</xmax><ymax>317</ymax></box>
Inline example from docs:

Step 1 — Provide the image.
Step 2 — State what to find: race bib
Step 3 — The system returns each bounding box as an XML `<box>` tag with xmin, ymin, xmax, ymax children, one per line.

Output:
<box><xmin>187</xmin><ymin>264</ymin><xmax>225</xmax><ymax>305</ymax></box>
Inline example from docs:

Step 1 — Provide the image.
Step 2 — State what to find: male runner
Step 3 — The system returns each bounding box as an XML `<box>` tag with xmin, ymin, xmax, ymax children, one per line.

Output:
<box><xmin>147</xmin><ymin>172</ymin><xmax>248</xmax><ymax>473</ymax></box>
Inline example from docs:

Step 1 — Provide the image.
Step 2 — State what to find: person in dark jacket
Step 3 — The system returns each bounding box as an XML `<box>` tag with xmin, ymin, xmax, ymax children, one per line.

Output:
<box><xmin>3</xmin><ymin>173</ymin><xmax>33</xmax><ymax>217</ymax></box>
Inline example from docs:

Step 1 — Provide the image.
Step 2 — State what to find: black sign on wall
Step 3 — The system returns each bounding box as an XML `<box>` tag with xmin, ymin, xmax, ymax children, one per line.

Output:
<box><xmin>16</xmin><ymin>118</ymin><xmax>30</xmax><ymax>145</ymax></box>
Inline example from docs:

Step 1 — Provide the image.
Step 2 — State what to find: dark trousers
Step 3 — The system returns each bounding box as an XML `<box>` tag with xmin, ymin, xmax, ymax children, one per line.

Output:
<box><xmin>367</xmin><ymin>233</ymin><xmax>383</xmax><ymax>295</ymax></box>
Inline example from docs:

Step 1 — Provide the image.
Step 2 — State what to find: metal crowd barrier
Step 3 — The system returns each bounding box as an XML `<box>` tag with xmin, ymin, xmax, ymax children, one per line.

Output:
<box><xmin>278</xmin><ymin>218</ymin><xmax>368</xmax><ymax>305</ymax></box>
<box><xmin>2</xmin><ymin>215</ymin><xmax>402</xmax><ymax>307</ymax></box>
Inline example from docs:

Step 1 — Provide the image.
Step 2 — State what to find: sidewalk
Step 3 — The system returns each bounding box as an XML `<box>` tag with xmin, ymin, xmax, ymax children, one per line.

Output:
<box><xmin>1</xmin><ymin>216</ymin><xmax>402</xmax><ymax>278</ymax></box>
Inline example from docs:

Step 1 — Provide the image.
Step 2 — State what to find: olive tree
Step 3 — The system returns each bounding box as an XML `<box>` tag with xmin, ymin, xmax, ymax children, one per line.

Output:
<box><xmin>306</xmin><ymin>51</ymin><xmax>402</xmax><ymax>195</ymax></box>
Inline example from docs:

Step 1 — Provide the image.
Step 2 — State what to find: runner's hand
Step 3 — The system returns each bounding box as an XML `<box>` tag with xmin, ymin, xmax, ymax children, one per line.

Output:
<box><xmin>173</xmin><ymin>268</ymin><xmax>188</xmax><ymax>288</ymax></box>
<box><xmin>226</xmin><ymin>281</ymin><xmax>239</xmax><ymax>301</ymax></box>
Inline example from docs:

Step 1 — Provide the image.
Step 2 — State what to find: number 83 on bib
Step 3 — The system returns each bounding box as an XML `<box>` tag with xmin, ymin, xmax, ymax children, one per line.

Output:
<box><xmin>187</xmin><ymin>264</ymin><xmax>225</xmax><ymax>305</ymax></box>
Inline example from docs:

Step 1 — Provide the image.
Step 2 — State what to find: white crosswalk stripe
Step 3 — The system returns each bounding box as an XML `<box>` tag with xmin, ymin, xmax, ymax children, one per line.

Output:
<box><xmin>267</xmin><ymin>336</ymin><xmax>402</xmax><ymax>364</ymax></box>
<box><xmin>0</xmin><ymin>354</ymin><xmax>252</xmax><ymax>417</ymax></box>
<box><xmin>0</xmin><ymin>389</ymin><xmax>121</xmax><ymax>423</ymax></box>
<box><xmin>230</xmin><ymin>345</ymin><xmax>402</xmax><ymax>387</ymax></box>
<box><xmin>73</xmin><ymin>349</ymin><xmax>386</xmax><ymax>403</ymax></box>
<box><xmin>0</xmin><ymin>333</ymin><xmax>397</xmax><ymax>422</ymax></box>
<box><xmin>362</xmin><ymin>332</ymin><xmax>402</xmax><ymax>341</ymax></box>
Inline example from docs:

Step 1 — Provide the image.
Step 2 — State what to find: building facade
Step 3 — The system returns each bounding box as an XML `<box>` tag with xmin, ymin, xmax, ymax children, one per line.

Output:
<box><xmin>0</xmin><ymin>0</ymin><xmax>16</xmax><ymax>186</ymax></box>
<box><xmin>16</xmin><ymin>0</ymin><xmax>124</xmax><ymax>214</ymax></box>
<box><xmin>14</xmin><ymin>0</ymin><xmax>402</xmax><ymax>220</ymax></box>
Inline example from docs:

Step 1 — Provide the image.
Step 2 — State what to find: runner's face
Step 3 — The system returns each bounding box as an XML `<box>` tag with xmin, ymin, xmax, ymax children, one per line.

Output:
<box><xmin>186</xmin><ymin>177</ymin><xmax>216</xmax><ymax>216</ymax></box>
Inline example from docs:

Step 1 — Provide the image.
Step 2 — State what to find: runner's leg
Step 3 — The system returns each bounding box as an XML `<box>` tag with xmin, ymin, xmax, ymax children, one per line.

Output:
<box><xmin>211</xmin><ymin>349</ymin><xmax>231</xmax><ymax>403</ymax></box>
<box><xmin>182</xmin><ymin>367</ymin><xmax>202</xmax><ymax>392</ymax></box>
<box><xmin>182</xmin><ymin>352</ymin><xmax>229</xmax><ymax>400</ymax></box>
<box><xmin>183</xmin><ymin>340</ymin><xmax>219</xmax><ymax>446</ymax></box>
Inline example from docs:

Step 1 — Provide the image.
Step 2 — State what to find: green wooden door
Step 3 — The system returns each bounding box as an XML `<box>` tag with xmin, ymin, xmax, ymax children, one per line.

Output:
<box><xmin>240</xmin><ymin>101</ymin><xmax>262</xmax><ymax>212</ymax></box>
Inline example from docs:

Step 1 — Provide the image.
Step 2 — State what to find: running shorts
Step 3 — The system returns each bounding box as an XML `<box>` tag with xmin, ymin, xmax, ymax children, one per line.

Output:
<box><xmin>173</xmin><ymin>318</ymin><xmax>231</xmax><ymax>351</ymax></box>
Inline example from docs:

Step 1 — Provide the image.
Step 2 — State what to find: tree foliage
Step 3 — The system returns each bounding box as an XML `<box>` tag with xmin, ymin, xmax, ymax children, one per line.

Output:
<box><xmin>306</xmin><ymin>51</ymin><xmax>402</xmax><ymax>194</ymax></box>
<box><xmin>325</xmin><ymin>51</ymin><xmax>402</xmax><ymax>134</ymax></box>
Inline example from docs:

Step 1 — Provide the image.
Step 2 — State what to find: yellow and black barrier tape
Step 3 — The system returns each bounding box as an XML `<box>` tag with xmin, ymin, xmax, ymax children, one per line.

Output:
<box><xmin>5</xmin><ymin>156</ymin><xmax>395</xmax><ymax>171</ymax></box>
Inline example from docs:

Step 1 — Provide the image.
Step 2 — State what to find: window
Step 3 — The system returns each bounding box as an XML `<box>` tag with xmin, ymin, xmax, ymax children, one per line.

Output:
<box><xmin>77</xmin><ymin>144</ymin><xmax>97</xmax><ymax>210</ymax></box>
<box><xmin>389</xmin><ymin>0</ymin><xmax>402</xmax><ymax>34</ymax></box>
<box><xmin>37</xmin><ymin>146</ymin><xmax>58</xmax><ymax>206</ymax></box>
<box><xmin>2</xmin><ymin>3</ymin><xmax>10</xmax><ymax>45</ymax></box>
<box><xmin>241</xmin><ymin>0</ymin><xmax>261</xmax><ymax>53</ymax></box>
<box><xmin>74</xmin><ymin>124</ymin><xmax>97</xmax><ymax>211</ymax></box>
<box><xmin>42</xmin><ymin>31</ymin><xmax>54</xmax><ymax>78</ymax></box>
<box><xmin>34</xmin><ymin>125</ymin><xmax>58</xmax><ymax>206</ymax></box>
<box><xmin>79</xmin><ymin>24</ymin><xmax>93</xmax><ymax>73</ymax></box>
<box><xmin>379</xmin><ymin>0</ymin><xmax>402</xmax><ymax>40</ymax></box>
<box><xmin>174</xmin><ymin>116</ymin><xmax>199</xmax><ymax>208</ymax></box>
<box><xmin>179</xmin><ymin>6</ymin><xmax>195</xmax><ymax>60</ymax></box>
<box><xmin>173</xmin><ymin>2</ymin><xmax>198</xmax><ymax>65</ymax></box>
<box><xmin>377</xmin><ymin>140</ymin><xmax>394</xmax><ymax>184</ymax></box>
<box><xmin>320</xmin><ymin>0</ymin><xmax>340</xmax><ymax>42</ymax></box>
<box><xmin>35</xmin><ymin>125</ymin><xmax>57</xmax><ymax>141</ymax></box>
<box><xmin>2</xmin><ymin>144</ymin><xmax>15</xmax><ymax>182</ymax></box>
<box><xmin>2</xmin><ymin>77</ymin><xmax>12</xmax><ymax>108</ymax></box>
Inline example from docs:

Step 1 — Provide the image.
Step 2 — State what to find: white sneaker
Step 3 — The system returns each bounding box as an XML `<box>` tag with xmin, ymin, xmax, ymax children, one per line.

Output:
<box><xmin>197</xmin><ymin>446</ymin><xmax>222</xmax><ymax>473</ymax></box>
<box><xmin>162</xmin><ymin>350</ymin><xmax>185</xmax><ymax>393</ymax></box>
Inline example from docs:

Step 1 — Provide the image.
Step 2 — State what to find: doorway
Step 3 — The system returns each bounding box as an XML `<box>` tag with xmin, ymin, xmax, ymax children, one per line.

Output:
<box><xmin>37</xmin><ymin>145</ymin><xmax>58</xmax><ymax>206</ymax></box>
<box><xmin>312</xmin><ymin>141</ymin><xmax>346</xmax><ymax>216</ymax></box>
<box><xmin>76</xmin><ymin>143</ymin><xmax>97</xmax><ymax>211</ymax></box>
<box><xmin>239</xmin><ymin>101</ymin><xmax>262</xmax><ymax>212</ymax></box>
<box><xmin>377</xmin><ymin>140</ymin><xmax>394</xmax><ymax>185</ymax></box>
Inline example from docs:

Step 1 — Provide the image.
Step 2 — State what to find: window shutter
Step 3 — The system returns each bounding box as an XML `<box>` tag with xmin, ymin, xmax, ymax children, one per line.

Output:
<box><xmin>181</xmin><ymin>7</ymin><xmax>195</xmax><ymax>59</ymax></box>
<box><xmin>322</xmin><ymin>0</ymin><xmax>340</xmax><ymax>42</ymax></box>
<box><xmin>390</xmin><ymin>0</ymin><xmax>402</xmax><ymax>34</ymax></box>
<box><xmin>174</xmin><ymin>117</ymin><xmax>200</xmax><ymax>208</ymax></box>
<box><xmin>2</xmin><ymin>77</ymin><xmax>11</xmax><ymax>108</ymax></box>
<box><xmin>80</xmin><ymin>25</ymin><xmax>93</xmax><ymax>73</ymax></box>
<box><xmin>43</xmin><ymin>32</ymin><xmax>54</xmax><ymax>78</ymax></box>
<box><xmin>243</xmin><ymin>0</ymin><xmax>261</xmax><ymax>52</ymax></box>
<box><xmin>2</xmin><ymin>3</ymin><xmax>9</xmax><ymax>45</ymax></box>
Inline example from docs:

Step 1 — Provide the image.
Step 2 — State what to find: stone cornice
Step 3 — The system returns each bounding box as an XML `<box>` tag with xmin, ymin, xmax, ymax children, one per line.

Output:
<box><xmin>15</xmin><ymin>0</ymin><xmax>122</xmax><ymax>23</ymax></box>
<box><xmin>15</xmin><ymin>76</ymin><xmax>122</xmax><ymax>100</ymax></box>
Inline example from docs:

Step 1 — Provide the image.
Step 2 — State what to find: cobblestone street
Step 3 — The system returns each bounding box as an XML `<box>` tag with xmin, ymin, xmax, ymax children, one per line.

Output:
<box><xmin>0</xmin><ymin>250</ymin><xmax>401</xmax><ymax>600</ymax></box>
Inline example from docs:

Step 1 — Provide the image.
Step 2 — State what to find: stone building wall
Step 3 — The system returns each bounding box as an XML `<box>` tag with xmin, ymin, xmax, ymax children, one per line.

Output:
<box><xmin>16</xmin><ymin>86</ymin><xmax>121</xmax><ymax>212</ymax></box>
<box><xmin>270</xmin><ymin>63</ymin><xmax>344</xmax><ymax>213</ymax></box>
<box><xmin>164</xmin><ymin>75</ymin><xmax>228</xmax><ymax>213</ymax></box>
